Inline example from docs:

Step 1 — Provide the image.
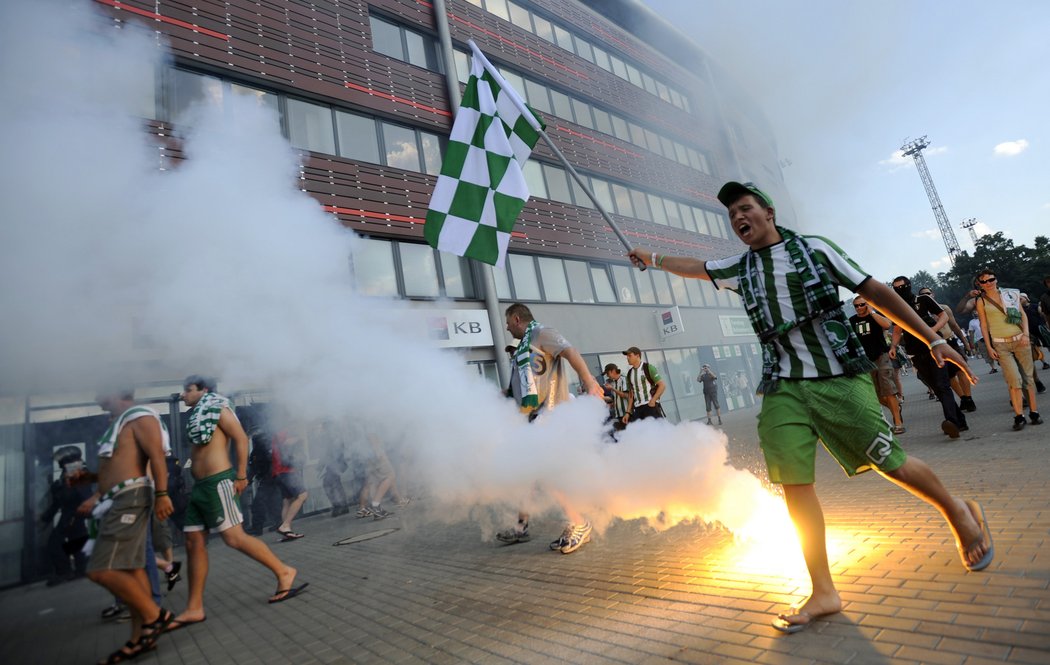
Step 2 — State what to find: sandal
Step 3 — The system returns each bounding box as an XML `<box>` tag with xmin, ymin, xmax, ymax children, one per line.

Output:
<box><xmin>137</xmin><ymin>607</ymin><xmax>174</xmax><ymax>651</ymax></box>
<box><xmin>97</xmin><ymin>640</ymin><xmax>140</xmax><ymax>664</ymax></box>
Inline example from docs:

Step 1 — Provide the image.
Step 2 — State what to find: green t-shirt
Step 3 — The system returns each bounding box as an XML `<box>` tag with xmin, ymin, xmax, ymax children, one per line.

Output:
<box><xmin>626</xmin><ymin>362</ymin><xmax>662</xmax><ymax>407</ymax></box>
<box><xmin>705</xmin><ymin>235</ymin><xmax>870</xmax><ymax>379</ymax></box>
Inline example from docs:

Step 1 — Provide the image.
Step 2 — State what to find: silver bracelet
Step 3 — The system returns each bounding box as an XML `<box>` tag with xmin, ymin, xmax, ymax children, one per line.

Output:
<box><xmin>929</xmin><ymin>338</ymin><xmax>948</xmax><ymax>349</ymax></box>
<box><xmin>651</xmin><ymin>252</ymin><xmax>657</xmax><ymax>267</ymax></box>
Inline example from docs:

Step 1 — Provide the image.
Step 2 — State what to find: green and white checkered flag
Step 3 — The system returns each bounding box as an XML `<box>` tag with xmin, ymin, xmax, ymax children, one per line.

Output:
<box><xmin>424</xmin><ymin>42</ymin><xmax>545</xmax><ymax>268</ymax></box>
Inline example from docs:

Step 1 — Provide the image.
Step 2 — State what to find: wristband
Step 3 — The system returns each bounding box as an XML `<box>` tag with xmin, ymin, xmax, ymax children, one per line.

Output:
<box><xmin>929</xmin><ymin>338</ymin><xmax>948</xmax><ymax>349</ymax></box>
<box><xmin>235</xmin><ymin>477</ymin><xmax>247</xmax><ymax>481</ymax></box>
<box><xmin>656</xmin><ymin>254</ymin><xmax>664</xmax><ymax>268</ymax></box>
<box><xmin>154</xmin><ymin>491</ymin><xmax>168</xmax><ymax>497</ymax></box>
<box><xmin>650</xmin><ymin>252</ymin><xmax>657</xmax><ymax>267</ymax></box>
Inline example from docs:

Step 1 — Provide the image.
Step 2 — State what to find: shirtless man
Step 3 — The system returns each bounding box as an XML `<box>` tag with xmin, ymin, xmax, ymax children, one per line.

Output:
<box><xmin>170</xmin><ymin>375</ymin><xmax>306</xmax><ymax>631</ymax></box>
<box><xmin>78</xmin><ymin>388</ymin><xmax>174</xmax><ymax>663</ymax></box>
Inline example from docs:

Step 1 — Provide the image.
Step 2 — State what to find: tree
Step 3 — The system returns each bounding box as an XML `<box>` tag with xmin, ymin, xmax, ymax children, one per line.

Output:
<box><xmin>909</xmin><ymin>270</ymin><xmax>938</xmax><ymax>291</ymax></box>
<box><xmin>937</xmin><ymin>233</ymin><xmax>1050</xmax><ymax>317</ymax></box>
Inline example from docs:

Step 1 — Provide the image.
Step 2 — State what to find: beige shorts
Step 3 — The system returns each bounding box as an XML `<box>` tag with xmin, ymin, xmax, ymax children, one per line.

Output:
<box><xmin>869</xmin><ymin>353</ymin><xmax>896</xmax><ymax>399</ymax></box>
<box><xmin>87</xmin><ymin>485</ymin><xmax>152</xmax><ymax>572</ymax></box>
<box><xmin>993</xmin><ymin>338</ymin><xmax>1035</xmax><ymax>389</ymax></box>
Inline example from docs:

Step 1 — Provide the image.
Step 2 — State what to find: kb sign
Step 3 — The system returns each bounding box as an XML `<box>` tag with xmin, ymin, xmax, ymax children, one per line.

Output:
<box><xmin>423</xmin><ymin>309</ymin><xmax>494</xmax><ymax>348</ymax></box>
<box><xmin>657</xmin><ymin>306</ymin><xmax>684</xmax><ymax>340</ymax></box>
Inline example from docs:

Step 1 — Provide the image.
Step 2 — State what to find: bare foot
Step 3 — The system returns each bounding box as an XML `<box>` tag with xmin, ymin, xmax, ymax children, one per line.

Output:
<box><xmin>955</xmin><ymin>500</ymin><xmax>992</xmax><ymax>570</ymax></box>
<box><xmin>173</xmin><ymin>609</ymin><xmax>206</xmax><ymax>624</ymax></box>
<box><xmin>272</xmin><ymin>565</ymin><xmax>297</xmax><ymax>596</ymax></box>
<box><xmin>772</xmin><ymin>592</ymin><xmax>842</xmax><ymax>633</ymax></box>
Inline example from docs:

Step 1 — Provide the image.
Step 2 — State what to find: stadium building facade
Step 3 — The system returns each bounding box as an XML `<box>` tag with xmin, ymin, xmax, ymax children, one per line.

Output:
<box><xmin>0</xmin><ymin>0</ymin><xmax>794</xmax><ymax>585</ymax></box>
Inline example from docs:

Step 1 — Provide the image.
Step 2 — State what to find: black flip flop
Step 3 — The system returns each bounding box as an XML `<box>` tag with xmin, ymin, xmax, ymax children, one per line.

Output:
<box><xmin>269</xmin><ymin>582</ymin><xmax>309</xmax><ymax>604</ymax></box>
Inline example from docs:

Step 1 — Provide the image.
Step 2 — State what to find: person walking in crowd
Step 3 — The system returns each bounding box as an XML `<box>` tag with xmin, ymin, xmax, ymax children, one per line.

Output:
<box><xmin>697</xmin><ymin>364</ymin><xmax>721</xmax><ymax>425</ymax></box>
<box><xmin>72</xmin><ymin>388</ymin><xmax>175</xmax><ymax>663</ymax></box>
<box><xmin>890</xmin><ymin>277</ymin><xmax>969</xmax><ymax>438</ymax></box>
<box><xmin>171</xmin><ymin>376</ymin><xmax>306</xmax><ymax>632</ymax></box>
<box><xmin>628</xmin><ymin>181</ymin><xmax>989</xmax><ymax>634</ymax></box>
<box><xmin>41</xmin><ymin>446</ymin><xmax>92</xmax><ymax>586</ymax></box>
<box><xmin>317</xmin><ymin>421</ymin><xmax>351</xmax><ymax>517</ymax></box>
<box><xmin>919</xmin><ymin>287</ymin><xmax>977</xmax><ymax>412</ymax></box>
<box><xmin>245</xmin><ymin>424</ymin><xmax>282</xmax><ymax>535</ymax></box>
<box><xmin>623</xmin><ymin>346</ymin><xmax>666</xmax><ymax>421</ymax></box>
<box><xmin>496</xmin><ymin>303</ymin><xmax>604</xmax><ymax>554</ymax></box>
<box><xmin>849</xmin><ymin>297</ymin><xmax>905</xmax><ymax>434</ymax></box>
<box><xmin>973</xmin><ymin>272</ymin><xmax>1042</xmax><ymax>430</ymax></box>
<box><xmin>603</xmin><ymin>363</ymin><xmax>630</xmax><ymax>435</ymax></box>
<box><xmin>270</xmin><ymin>428</ymin><xmax>308</xmax><ymax>540</ymax></box>
<box><xmin>1020</xmin><ymin>293</ymin><xmax>1047</xmax><ymax>393</ymax></box>
<box><xmin>356</xmin><ymin>431</ymin><xmax>409</xmax><ymax>520</ymax></box>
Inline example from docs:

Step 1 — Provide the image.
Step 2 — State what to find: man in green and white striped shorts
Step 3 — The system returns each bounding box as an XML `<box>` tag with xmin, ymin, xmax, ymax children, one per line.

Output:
<box><xmin>629</xmin><ymin>181</ymin><xmax>991</xmax><ymax>634</ymax></box>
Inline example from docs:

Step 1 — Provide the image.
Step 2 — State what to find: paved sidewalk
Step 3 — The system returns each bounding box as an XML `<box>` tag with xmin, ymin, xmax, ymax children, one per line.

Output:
<box><xmin>3</xmin><ymin>372</ymin><xmax>1048</xmax><ymax>664</ymax></box>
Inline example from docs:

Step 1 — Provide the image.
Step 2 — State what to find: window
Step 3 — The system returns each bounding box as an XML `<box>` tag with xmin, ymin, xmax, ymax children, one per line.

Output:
<box><xmin>648</xmin><ymin>194</ymin><xmax>668</xmax><ymax>225</ymax></box>
<box><xmin>287</xmin><ymin>98</ymin><xmax>335</xmax><ymax>154</ymax></box>
<box><xmin>336</xmin><ymin>111</ymin><xmax>380</xmax><ymax>163</ymax></box>
<box><xmin>492</xmin><ymin>264</ymin><xmax>512</xmax><ymax>299</ymax></box>
<box><xmin>610</xmin><ymin>183</ymin><xmax>633</xmax><ymax>217</ymax></box>
<box><xmin>611</xmin><ymin>265</ymin><xmax>637</xmax><ymax>303</ymax></box>
<box><xmin>570</xmin><ymin>175</ymin><xmax>593</xmax><ymax>209</ymax></box>
<box><xmin>420</xmin><ymin>131</ymin><xmax>442</xmax><ymax>175</ymax></box>
<box><xmin>549</xmin><ymin>89</ymin><xmax>572</xmax><ymax>121</ymax></box>
<box><xmin>352</xmin><ymin>238</ymin><xmax>398</xmax><ymax>297</ymax></box>
<box><xmin>369</xmin><ymin>15</ymin><xmax>438</xmax><ymax>71</ymax></box>
<box><xmin>440</xmin><ymin>253</ymin><xmax>474</xmax><ymax>298</ymax></box>
<box><xmin>538</xmin><ymin>257</ymin><xmax>570</xmax><ymax>302</ymax></box>
<box><xmin>169</xmin><ymin>69</ymin><xmax>222</xmax><ymax>125</ymax></box>
<box><xmin>590</xmin><ymin>178</ymin><xmax>615</xmax><ymax>213</ymax></box>
<box><xmin>685</xmin><ymin>278</ymin><xmax>705</xmax><ymax>306</ymax></box>
<box><xmin>610</xmin><ymin>115</ymin><xmax>629</xmax><ymax>141</ymax></box>
<box><xmin>652</xmin><ymin>271</ymin><xmax>674</xmax><ymax>305</ymax></box>
<box><xmin>404</xmin><ymin>31</ymin><xmax>430</xmax><ymax>69</ymax></box>
<box><xmin>592</xmin><ymin>108</ymin><xmax>612</xmax><ymax>135</ymax></box>
<box><xmin>552</xmin><ymin>25</ymin><xmax>574</xmax><ymax>51</ymax></box>
<box><xmin>668</xmin><ymin>274</ymin><xmax>690</xmax><ymax>306</ymax></box>
<box><xmin>399</xmin><ymin>243</ymin><xmax>440</xmax><ymax>297</ymax></box>
<box><xmin>453</xmin><ymin>50</ymin><xmax>470</xmax><ymax>83</ymax></box>
<box><xmin>523</xmin><ymin>79</ymin><xmax>551</xmax><ymax>114</ymax></box>
<box><xmin>382</xmin><ymin>122</ymin><xmax>422</xmax><ymax>171</ymax></box>
<box><xmin>610</xmin><ymin>56</ymin><xmax>627</xmax><ymax>79</ymax></box>
<box><xmin>565</xmin><ymin>260</ymin><xmax>594</xmax><ymax>303</ymax></box>
<box><xmin>629</xmin><ymin>189</ymin><xmax>651</xmax><ymax>221</ymax></box>
<box><xmin>507</xmin><ymin>1</ymin><xmax>531</xmax><ymax>29</ymax></box>
<box><xmin>501</xmin><ymin>70</ymin><xmax>527</xmax><ymax>101</ymax></box>
<box><xmin>635</xmin><ymin>269</ymin><xmax>656</xmax><ymax>304</ymax></box>
<box><xmin>591</xmin><ymin>265</ymin><xmax>616</xmax><ymax>303</ymax></box>
<box><xmin>486</xmin><ymin>0</ymin><xmax>510</xmax><ymax>21</ymax></box>
<box><xmin>522</xmin><ymin>161</ymin><xmax>547</xmax><ymax>199</ymax></box>
<box><xmin>532</xmin><ymin>15</ymin><xmax>553</xmax><ymax>42</ymax></box>
<box><xmin>542</xmin><ymin>164</ymin><xmax>572</xmax><ymax>204</ymax></box>
<box><xmin>575</xmin><ymin>39</ymin><xmax>593</xmax><ymax>63</ymax></box>
<box><xmin>508</xmin><ymin>254</ymin><xmax>541</xmax><ymax>300</ymax></box>
<box><xmin>369</xmin><ymin>17</ymin><xmax>403</xmax><ymax>60</ymax></box>
<box><xmin>570</xmin><ymin>98</ymin><xmax>593</xmax><ymax>129</ymax></box>
<box><xmin>229</xmin><ymin>83</ymin><xmax>279</xmax><ymax>117</ymax></box>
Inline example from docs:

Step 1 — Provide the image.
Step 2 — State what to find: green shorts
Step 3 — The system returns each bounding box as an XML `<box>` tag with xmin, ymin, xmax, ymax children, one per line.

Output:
<box><xmin>757</xmin><ymin>375</ymin><xmax>907</xmax><ymax>485</ymax></box>
<box><xmin>184</xmin><ymin>468</ymin><xmax>243</xmax><ymax>533</ymax></box>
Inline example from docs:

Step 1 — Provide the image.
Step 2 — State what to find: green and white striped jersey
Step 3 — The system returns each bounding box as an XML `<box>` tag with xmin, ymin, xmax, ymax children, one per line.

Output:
<box><xmin>626</xmin><ymin>362</ymin><xmax>662</xmax><ymax>407</ymax></box>
<box><xmin>705</xmin><ymin>235</ymin><xmax>870</xmax><ymax>380</ymax></box>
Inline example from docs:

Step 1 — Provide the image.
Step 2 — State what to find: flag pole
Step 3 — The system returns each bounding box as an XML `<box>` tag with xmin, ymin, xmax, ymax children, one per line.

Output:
<box><xmin>433</xmin><ymin>6</ymin><xmax>511</xmax><ymax>389</ymax></box>
<box><xmin>467</xmin><ymin>40</ymin><xmax>644</xmax><ymax>270</ymax></box>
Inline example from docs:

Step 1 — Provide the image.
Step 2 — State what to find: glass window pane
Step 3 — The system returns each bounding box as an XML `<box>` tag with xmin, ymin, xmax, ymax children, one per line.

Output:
<box><xmin>549</xmin><ymin>89</ymin><xmax>572</xmax><ymax>120</ymax></box>
<box><xmin>610</xmin><ymin>56</ymin><xmax>627</xmax><ymax>79</ymax></box>
<box><xmin>668</xmin><ymin>273</ymin><xmax>690</xmax><ymax>306</ymax></box>
<box><xmin>648</xmin><ymin>194</ymin><xmax>668</xmax><ymax>225</ymax></box>
<box><xmin>674</xmin><ymin>141</ymin><xmax>689</xmax><ymax>165</ymax></box>
<box><xmin>670</xmin><ymin>88</ymin><xmax>682</xmax><ymax>108</ymax></box>
<box><xmin>335</xmin><ymin>111</ymin><xmax>380</xmax><ymax>163</ymax></box>
<box><xmin>492</xmin><ymin>263</ymin><xmax>512</xmax><ymax>299</ymax></box>
<box><xmin>697</xmin><ymin>151</ymin><xmax>710</xmax><ymax>173</ymax></box>
<box><xmin>630</xmin><ymin>189</ymin><xmax>651</xmax><ymax>221</ymax></box>
<box><xmin>454</xmin><ymin>50</ymin><xmax>470</xmax><ymax>83</ymax></box>
<box><xmin>628</xmin><ymin>122</ymin><xmax>647</xmax><ymax>148</ymax></box>
<box><xmin>610</xmin><ymin>115</ymin><xmax>629</xmax><ymax>141</ymax></box>
<box><xmin>610</xmin><ymin>183</ymin><xmax>633</xmax><ymax>217</ymax></box>
<box><xmin>592</xmin><ymin>46</ymin><xmax>611</xmax><ymax>71</ymax></box>
<box><xmin>229</xmin><ymin>83</ymin><xmax>279</xmax><ymax>115</ymax></box>
<box><xmin>440</xmin><ymin>252</ymin><xmax>474</xmax><ymax>298</ymax></box>
<box><xmin>656</xmin><ymin>81</ymin><xmax>670</xmax><ymax>102</ymax></box>
<box><xmin>685</xmin><ymin>277</ymin><xmax>705</xmax><ymax>306</ymax></box>
<box><xmin>538</xmin><ymin>257</ymin><xmax>570</xmax><ymax>302</ymax></box>
<box><xmin>591</xmin><ymin>265</ymin><xmax>616</xmax><ymax>303</ymax></box>
<box><xmin>404</xmin><ymin>30</ymin><xmax>428</xmax><ymax>68</ymax></box>
<box><xmin>644</xmin><ymin>128</ymin><xmax>662</xmax><ymax>154</ymax></box>
<box><xmin>611</xmin><ymin>265</ymin><xmax>636</xmax><ymax>303</ymax></box>
<box><xmin>542</xmin><ymin>164</ymin><xmax>572</xmax><ymax>203</ymax></box>
<box><xmin>693</xmin><ymin>206</ymin><xmax>710</xmax><ymax>234</ymax></box>
<box><xmin>665</xmin><ymin>198</ymin><xmax>683</xmax><ymax>228</ymax></box>
<box><xmin>370</xmin><ymin>16</ymin><xmax>403</xmax><ymax>60</ymax></box>
<box><xmin>486</xmin><ymin>0</ymin><xmax>510</xmax><ymax>21</ymax></box>
<box><xmin>420</xmin><ymin>130</ymin><xmax>442</xmax><ymax>175</ymax></box>
<box><xmin>625</xmin><ymin>63</ymin><xmax>642</xmax><ymax>86</ymax></box>
<box><xmin>687</xmin><ymin>147</ymin><xmax>702</xmax><ymax>171</ymax></box>
<box><xmin>641</xmin><ymin>72</ymin><xmax>657</xmax><ymax>95</ymax></box>
<box><xmin>532</xmin><ymin>15</ymin><xmax>554</xmax><ymax>42</ymax></box>
<box><xmin>352</xmin><ymin>238</ymin><xmax>397</xmax><ymax>297</ymax></box>
<box><xmin>706</xmin><ymin>210</ymin><xmax>725</xmax><ymax>238</ymax></box>
<box><xmin>507</xmin><ymin>2</ymin><xmax>531</xmax><ymax>29</ymax></box>
<box><xmin>635</xmin><ymin>269</ymin><xmax>656</xmax><ymax>304</ymax></box>
<box><xmin>570</xmin><ymin>98</ymin><xmax>593</xmax><ymax>128</ymax></box>
<box><xmin>564</xmin><ymin>260</ymin><xmax>594</xmax><ymax>303</ymax></box>
<box><xmin>523</xmin><ymin>79</ymin><xmax>551</xmax><ymax>113</ymax></box>
<box><xmin>399</xmin><ymin>243</ymin><xmax>440</xmax><ymax>297</ymax></box>
<box><xmin>382</xmin><ymin>122</ymin><xmax>421</xmax><ymax>171</ymax></box>
<box><xmin>659</xmin><ymin>135</ymin><xmax>675</xmax><ymax>159</ymax></box>
<box><xmin>592</xmin><ymin>108</ymin><xmax>612</xmax><ymax>135</ymax></box>
<box><xmin>590</xmin><ymin>178</ymin><xmax>614</xmax><ymax>213</ymax></box>
<box><xmin>522</xmin><ymin>160</ymin><xmax>547</xmax><ymax>199</ymax></box>
<box><xmin>570</xmin><ymin>176</ymin><xmax>593</xmax><ymax>208</ymax></box>
<box><xmin>576</xmin><ymin>39</ymin><xmax>593</xmax><ymax>63</ymax></box>
<box><xmin>501</xmin><ymin>70</ymin><xmax>526</xmax><ymax>100</ymax></box>
<box><xmin>287</xmin><ymin>98</ymin><xmax>335</xmax><ymax>154</ymax></box>
<box><xmin>170</xmin><ymin>69</ymin><xmax>222</xmax><ymax>125</ymax></box>
<box><xmin>652</xmin><ymin>270</ymin><xmax>673</xmax><ymax>305</ymax></box>
<box><xmin>509</xmin><ymin>254</ymin><xmax>541</xmax><ymax>300</ymax></box>
<box><xmin>552</xmin><ymin>25</ymin><xmax>573</xmax><ymax>51</ymax></box>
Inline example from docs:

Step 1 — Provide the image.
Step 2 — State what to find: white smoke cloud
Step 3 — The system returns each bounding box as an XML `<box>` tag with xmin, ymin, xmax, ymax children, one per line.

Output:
<box><xmin>993</xmin><ymin>139</ymin><xmax>1029</xmax><ymax>156</ymax></box>
<box><xmin>0</xmin><ymin>1</ymin><xmax>784</xmax><ymax>543</ymax></box>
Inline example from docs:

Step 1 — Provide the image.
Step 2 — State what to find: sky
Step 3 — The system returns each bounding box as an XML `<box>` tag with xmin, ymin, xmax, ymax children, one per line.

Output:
<box><xmin>644</xmin><ymin>0</ymin><xmax>1050</xmax><ymax>281</ymax></box>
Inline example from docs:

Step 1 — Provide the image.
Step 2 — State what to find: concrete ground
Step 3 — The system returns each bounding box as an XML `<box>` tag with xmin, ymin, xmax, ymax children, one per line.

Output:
<box><xmin>3</xmin><ymin>368</ymin><xmax>1049</xmax><ymax>665</ymax></box>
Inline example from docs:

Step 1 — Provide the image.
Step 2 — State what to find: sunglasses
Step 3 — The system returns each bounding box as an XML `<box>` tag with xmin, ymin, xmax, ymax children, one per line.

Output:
<box><xmin>978</xmin><ymin>276</ymin><xmax>997</xmax><ymax>284</ymax></box>
<box><xmin>853</xmin><ymin>302</ymin><xmax>867</xmax><ymax>307</ymax></box>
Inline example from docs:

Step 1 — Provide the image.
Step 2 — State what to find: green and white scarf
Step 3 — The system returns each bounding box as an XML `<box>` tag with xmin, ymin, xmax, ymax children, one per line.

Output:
<box><xmin>513</xmin><ymin>320</ymin><xmax>540</xmax><ymax>410</ymax></box>
<box><xmin>186</xmin><ymin>392</ymin><xmax>231</xmax><ymax>446</ymax></box>
<box><xmin>96</xmin><ymin>405</ymin><xmax>169</xmax><ymax>458</ymax></box>
<box><xmin>739</xmin><ymin>227</ymin><xmax>874</xmax><ymax>394</ymax></box>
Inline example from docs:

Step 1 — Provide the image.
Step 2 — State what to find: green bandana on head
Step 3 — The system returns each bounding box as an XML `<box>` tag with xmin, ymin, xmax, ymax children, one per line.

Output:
<box><xmin>513</xmin><ymin>320</ymin><xmax>540</xmax><ymax>410</ymax></box>
<box><xmin>738</xmin><ymin>227</ymin><xmax>875</xmax><ymax>394</ymax></box>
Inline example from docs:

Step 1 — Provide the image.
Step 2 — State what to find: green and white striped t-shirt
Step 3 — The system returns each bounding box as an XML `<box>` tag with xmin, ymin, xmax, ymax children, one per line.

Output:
<box><xmin>626</xmin><ymin>363</ymin><xmax>662</xmax><ymax>407</ymax></box>
<box><xmin>705</xmin><ymin>235</ymin><xmax>870</xmax><ymax>380</ymax></box>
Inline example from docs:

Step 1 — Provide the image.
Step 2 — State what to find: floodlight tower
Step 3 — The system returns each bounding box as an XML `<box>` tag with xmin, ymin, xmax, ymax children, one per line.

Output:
<box><xmin>961</xmin><ymin>217</ymin><xmax>979</xmax><ymax>245</ymax></box>
<box><xmin>900</xmin><ymin>136</ymin><xmax>962</xmax><ymax>265</ymax></box>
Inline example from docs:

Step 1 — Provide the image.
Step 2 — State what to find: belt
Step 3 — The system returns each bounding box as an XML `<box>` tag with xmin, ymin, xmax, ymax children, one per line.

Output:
<box><xmin>991</xmin><ymin>332</ymin><xmax>1025</xmax><ymax>344</ymax></box>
